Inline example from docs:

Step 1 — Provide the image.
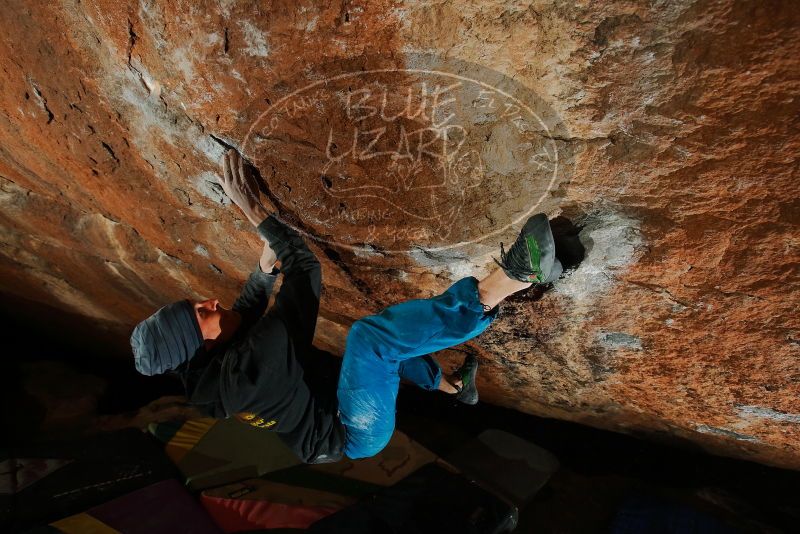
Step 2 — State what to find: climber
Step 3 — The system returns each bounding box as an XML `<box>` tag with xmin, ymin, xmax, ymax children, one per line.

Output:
<box><xmin>130</xmin><ymin>149</ymin><xmax>562</xmax><ymax>463</ymax></box>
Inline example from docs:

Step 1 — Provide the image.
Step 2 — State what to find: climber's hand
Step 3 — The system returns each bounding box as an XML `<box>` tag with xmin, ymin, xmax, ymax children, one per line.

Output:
<box><xmin>260</xmin><ymin>242</ymin><xmax>277</xmax><ymax>273</ymax></box>
<box><xmin>220</xmin><ymin>149</ymin><xmax>268</xmax><ymax>226</ymax></box>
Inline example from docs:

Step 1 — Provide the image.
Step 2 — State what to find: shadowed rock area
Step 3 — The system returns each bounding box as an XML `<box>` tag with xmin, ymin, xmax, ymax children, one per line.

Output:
<box><xmin>0</xmin><ymin>0</ymin><xmax>797</xmax><ymax>470</ymax></box>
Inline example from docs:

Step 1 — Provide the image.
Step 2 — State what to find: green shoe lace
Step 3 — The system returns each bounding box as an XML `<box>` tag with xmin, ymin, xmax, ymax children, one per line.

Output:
<box><xmin>493</xmin><ymin>233</ymin><xmax>543</xmax><ymax>283</ymax></box>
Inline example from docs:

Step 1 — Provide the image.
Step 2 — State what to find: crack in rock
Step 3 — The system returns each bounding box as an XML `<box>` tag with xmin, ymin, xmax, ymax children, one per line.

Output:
<box><xmin>28</xmin><ymin>81</ymin><xmax>54</xmax><ymax>124</ymax></box>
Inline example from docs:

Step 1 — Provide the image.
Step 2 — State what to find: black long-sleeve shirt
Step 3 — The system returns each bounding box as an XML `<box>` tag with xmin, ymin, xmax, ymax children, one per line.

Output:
<box><xmin>185</xmin><ymin>215</ymin><xmax>345</xmax><ymax>464</ymax></box>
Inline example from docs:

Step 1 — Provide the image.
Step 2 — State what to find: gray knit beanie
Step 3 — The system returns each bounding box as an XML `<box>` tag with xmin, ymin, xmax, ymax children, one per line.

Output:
<box><xmin>130</xmin><ymin>300</ymin><xmax>203</xmax><ymax>376</ymax></box>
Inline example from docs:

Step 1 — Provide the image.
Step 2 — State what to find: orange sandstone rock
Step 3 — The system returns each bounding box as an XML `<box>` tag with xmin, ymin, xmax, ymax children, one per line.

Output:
<box><xmin>0</xmin><ymin>1</ymin><xmax>797</xmax><ymax>469</ymax></box>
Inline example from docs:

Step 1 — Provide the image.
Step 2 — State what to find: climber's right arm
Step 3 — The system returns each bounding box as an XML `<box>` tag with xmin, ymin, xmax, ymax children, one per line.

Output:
<box><xmin>219</xmin><ymin>149</ymin><xmax>321</xmax><ymax>341</ymax></box>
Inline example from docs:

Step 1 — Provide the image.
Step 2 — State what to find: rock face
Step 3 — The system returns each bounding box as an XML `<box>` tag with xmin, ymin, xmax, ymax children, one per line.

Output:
<box><xmin>0</xmin><ymin>1</ymin><xmax>798</xmax><ymax>469</ymax></box>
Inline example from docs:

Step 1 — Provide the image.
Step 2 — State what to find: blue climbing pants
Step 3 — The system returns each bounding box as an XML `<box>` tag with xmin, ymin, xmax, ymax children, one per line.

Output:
<box><xmin>336</xmin><ymin>276</ymin><xmax>499</xmax><ymax>459</ymax></box>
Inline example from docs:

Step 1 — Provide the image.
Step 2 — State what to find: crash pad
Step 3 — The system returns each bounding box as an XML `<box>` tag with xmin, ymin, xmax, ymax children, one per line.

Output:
<box><xmin>443</xmin><ymin>429</ymin><xmax>559</xmax><ymax>505</ymax></box>
<box><xmin>148</xmin><ymin>418</ymin><xmax>301</xmax><ymax>490</ymax></box>
<box><xmin>49</xmin><ymin>479</ymin><xmax>220</xmax><ymax>534</ymax></box>
<box><xmin>198</xmin><ymin>429</ymin><xmax>437</xmax><ymax>532</ymax></box>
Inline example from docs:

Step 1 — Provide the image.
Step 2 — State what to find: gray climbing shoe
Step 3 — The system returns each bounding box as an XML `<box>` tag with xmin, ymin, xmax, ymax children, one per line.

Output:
<box><xmin>453</xmin><ymin>354</ymin><xmax>479</xmax><ymax>405</ymax></box>
<box><xmin>494</xmin><ymin>213</ymin><xmax>563</xmax><ymax>284</ymax></box>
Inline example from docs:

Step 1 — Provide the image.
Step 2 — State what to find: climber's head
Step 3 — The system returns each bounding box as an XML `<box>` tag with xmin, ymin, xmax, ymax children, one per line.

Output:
<box><xmin>193</xmin><ymin>298</ymin><xmax>242</xmax><ymax>349</ymax></box>
<box><xmin>130</xmin><ymin>298</ymin><xmax>241</xmax><ymax>376</ymax></box>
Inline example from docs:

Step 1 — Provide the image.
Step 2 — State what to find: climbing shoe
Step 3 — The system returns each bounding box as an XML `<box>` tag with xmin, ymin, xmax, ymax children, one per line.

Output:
<box><xmin>494</xmin><ymin>213</ymin><xmax>563</xmax><ymax>284</ymax></box>
<box><xmin>453</xmin><ymin>354</ymin><xmax>479</xmax><ymax>405</ymax></box>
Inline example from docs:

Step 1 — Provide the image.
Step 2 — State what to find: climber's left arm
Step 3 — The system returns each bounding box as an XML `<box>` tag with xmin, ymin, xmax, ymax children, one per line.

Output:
<box><xmin>232</xmin><ymin>256</ymin><xmax>279</xmax><ymax>327</ymax></box>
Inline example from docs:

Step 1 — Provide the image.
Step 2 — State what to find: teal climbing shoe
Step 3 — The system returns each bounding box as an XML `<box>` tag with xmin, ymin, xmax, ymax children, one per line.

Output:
<box><xmin>494</xmin><ymin>213</ymin><xmax>563</xmax><ymax>284</ymax></box>
<box><xmin>453</xmin><ymin>354</ymin><xmax>479</xmax><ymax>405</ymax></box>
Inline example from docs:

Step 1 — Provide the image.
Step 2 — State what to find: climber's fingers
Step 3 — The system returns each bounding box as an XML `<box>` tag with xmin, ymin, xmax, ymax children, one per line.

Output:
<box><xmin>225</xmin><ymin>150</ymin><xmax>245</xmax><ymax>186</ymax></box>
<box><xmin>231</xmin><ymin>150</ymin><xmax>259</xmax><ymax>197</ymax></box>
<box><xmin>238</xmin><ymin>150</ymin><xmax>246</xmax><ymax>183</ymax></box>
<box><xmin>222</xmin><ymin>149</ymin><xmax>233</xmax><ymax>185</ymax></box>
